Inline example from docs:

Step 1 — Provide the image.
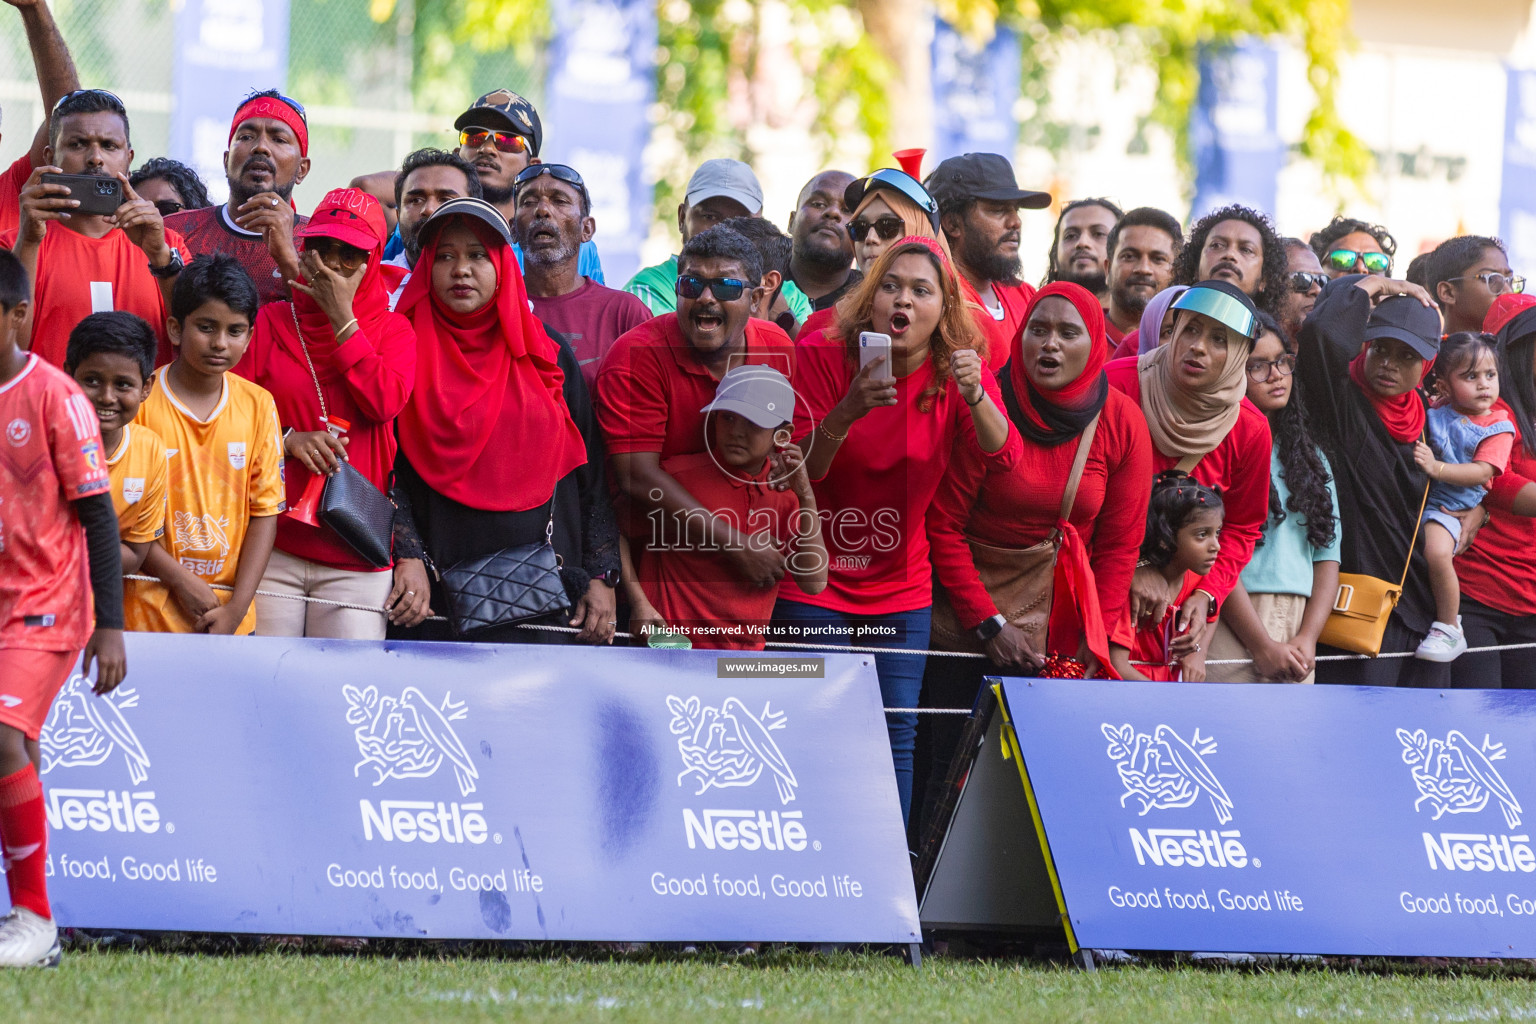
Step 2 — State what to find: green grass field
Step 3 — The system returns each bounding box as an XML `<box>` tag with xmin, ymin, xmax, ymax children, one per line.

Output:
<box><xmin>3</xmin><ymin>946</ymin><xmax>1534</xmax><ymax>1023</ymax></box>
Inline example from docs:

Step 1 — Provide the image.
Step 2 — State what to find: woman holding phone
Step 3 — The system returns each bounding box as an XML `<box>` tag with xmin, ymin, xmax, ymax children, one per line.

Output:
<box><xmin>777</xmin><ymin>236</ymin><xmax>1013</xmax><ymax>825</ymax></box>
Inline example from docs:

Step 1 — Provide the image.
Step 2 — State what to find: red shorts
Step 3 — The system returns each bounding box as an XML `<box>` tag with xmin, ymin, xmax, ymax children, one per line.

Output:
<box><xmin>0</xmin><ymin>648</ymin><xmax>79</xmax><ymax>739</ymax></box>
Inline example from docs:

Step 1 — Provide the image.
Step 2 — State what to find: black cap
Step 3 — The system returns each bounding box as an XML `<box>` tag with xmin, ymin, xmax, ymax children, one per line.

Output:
<box><xmin>1366</xmin><ymin>293</ymin><xmax>1443</xmax><ymax>361</ymax></box>
<box><xmin>454</xmin><ymin>90</ymin><xmax>543</xmax><ymax>156</ymax></box>
<box><xmin>924</xmin><ymin>153</ymin><xmax>1051</xmax><ymax>210</ymax></box>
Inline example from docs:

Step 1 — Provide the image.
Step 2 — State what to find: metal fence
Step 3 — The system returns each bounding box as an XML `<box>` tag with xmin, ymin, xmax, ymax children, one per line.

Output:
<box><xmin>0</xmin><ymin>0</ymin><xmax>541</xmax><ymax>210</ymax></box>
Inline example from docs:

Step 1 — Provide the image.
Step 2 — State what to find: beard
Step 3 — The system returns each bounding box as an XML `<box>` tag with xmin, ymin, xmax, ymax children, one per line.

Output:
<box><xmin>1111</xmin><ymin>277</ymin><xmax>1154</xmax><ymax>319</ymax></box>
<box><xmin>1057</xmin><ymin>267</ymin><xmax>1107</xmax><ymax>295</ymax></box>
<box><xmin>959</xmin><ymin>231</ymin><xmax>1022</xmax><ymax>284</ymax></box>
<box><xmin>227</xmin><ymin>165</ymin><xmax>298</xmax><ymax>210</ymax></box>
<box><xmin>480</xmin><ymin>181</ymin><xmax>515</xmax><ymax>208</ymax></box>
<box><xmin>793</xmin><ymin>232</ymin><xmax>852</xmax><ymax>273</ymax></box>
<box><xmin>522</xmin><ymin>236</ymin><xmax>579</xmax><ymax>270</ymax></box>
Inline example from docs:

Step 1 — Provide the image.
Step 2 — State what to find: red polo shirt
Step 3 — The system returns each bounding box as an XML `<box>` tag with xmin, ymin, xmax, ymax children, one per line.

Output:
<box><xmin>636</xmin><ymin>451</ymin><xmax>803</xmax><ymax>649</ymax></box>
<box><xmin>594</xmin><ymin>314</ymin><xmax>795</xmax><ymax>460</ymax></box>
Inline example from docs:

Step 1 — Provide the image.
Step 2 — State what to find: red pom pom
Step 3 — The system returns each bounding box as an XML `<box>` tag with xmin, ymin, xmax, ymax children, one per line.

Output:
<box><xmin>1041</xmin><ymin>654</ymin><xmax>1086</xmax><ymax>679</ymax></box>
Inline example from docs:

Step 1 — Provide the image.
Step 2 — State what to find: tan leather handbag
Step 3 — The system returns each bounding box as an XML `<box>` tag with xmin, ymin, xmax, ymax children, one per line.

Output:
<box><xmin>931</xmin><ymin>416</ymin><xmax>1099</xmax><ymax>652</ymax></box>
<box><xmin>1317</xmin><ymin>475</ymin><xmax>1430</xmax><ymax>657</ymax></box>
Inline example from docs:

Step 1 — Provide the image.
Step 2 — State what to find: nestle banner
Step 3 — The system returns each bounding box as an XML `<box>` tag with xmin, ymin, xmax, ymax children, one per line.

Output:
<box><xmin>2</xmin><ymin>636</ymin><xmax>918</xmax><ymax>943</ymax></box>
<box><xmin>1002</xmin><ymin>678</ymin><xmax>1536</xmax><ymax>957</ymax></box>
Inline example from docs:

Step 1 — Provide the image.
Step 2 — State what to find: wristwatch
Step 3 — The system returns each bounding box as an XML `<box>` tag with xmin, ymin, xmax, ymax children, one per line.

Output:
<box><xmin>148</xmin><ymin>246</ymin><xmax>184</xmax><ymax>279</ymax></box>
<box><xmin>974</xmin><ymin>613</ymin><xmax>1006</xmax><ymax>641</ymax></box>
<box><xmin>598</xmin><ymin>568</ymin><xmax>621</xmax><ymax>588</ymax></box>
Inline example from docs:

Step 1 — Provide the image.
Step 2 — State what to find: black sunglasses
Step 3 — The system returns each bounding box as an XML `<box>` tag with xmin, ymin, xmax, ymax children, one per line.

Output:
<box><xmin>52</xmin><ymin>88</ymin><xmax>126</xmax><ymax>114</ymax></box>
<box><xmin>239</xmin><ymin>88</ymin><xmax>308</xmax><ymax>122</ymax></box>
<box><xmin>676</xmin><ymin>275</ymin><xmax>748</xmax><ymax>301</ymax></box>
<box><xmin>848</xmin><ymin>215</ymin><xmax>905</xmax><ymax>243</ymax></box>
<box><xmin>515</xmin><ymin>163</ymin><xmax>589</xmax><ymax>199</ymax></box>
<box><xmin>1289</xmin><ymin>271</ymin><xmax>1328</xmax><ymax>293</ymax></box>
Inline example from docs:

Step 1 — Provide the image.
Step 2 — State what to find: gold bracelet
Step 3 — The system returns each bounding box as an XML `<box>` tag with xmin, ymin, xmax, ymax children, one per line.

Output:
<box><xmin>819</xmin><ymin>421</ymin><xmax>849</xmax><ymax>442</ymax></box>
<box><xmin>335</xmin><ymin>317</ymin><xmax>359</xmax><ymax>339</ymax></box>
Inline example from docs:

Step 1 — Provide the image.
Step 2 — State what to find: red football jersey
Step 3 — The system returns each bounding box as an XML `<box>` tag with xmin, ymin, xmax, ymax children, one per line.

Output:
<box><xmin>0</xmin><ymin>355</ymin><xmax>111</xmax><ymax>652</ymax></box>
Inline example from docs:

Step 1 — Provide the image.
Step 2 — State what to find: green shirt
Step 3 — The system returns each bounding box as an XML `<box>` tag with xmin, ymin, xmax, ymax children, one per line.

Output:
<box><xmin>623</xmin><ymin>253</ymin><xmax>813</xmax><ymax>323</ymax></box>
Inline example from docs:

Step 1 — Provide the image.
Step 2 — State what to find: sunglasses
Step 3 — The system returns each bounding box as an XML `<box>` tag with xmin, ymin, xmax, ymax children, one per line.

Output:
<box><xmin>459</xmin><ymin>127</ymin><xmax>529</xmax><ymax>155</ymax></box>
<box><xmin>846</xmin><ymin>168</ymin><xmax>942</xmax><ymax>233</ymax></box>
<box><xmin>1449</xmin><ymin>271</ymin><xmax>1527</xmax><ymax>296</ymax></box>
<box><xmin>676</xmin><ymin>275</ymin><xmax>748</xmax><ymax>302</ymax></box>
<box><xmin>514</xmin><ymin>163</ymin><xmax>588</xmax><ymax>197</ymax></box>
<box><xmin>305</xmin><ymin>237</ymin><xmax>368</xmax><ymax>270</ymax></box>
<box><xmin>51</xmin><ymin>88</ymin><xmax>126</xmax><ymax>114</ymax></box>
<box><xmin>153</xmin><ymin>199</ymin><xmax>185</xmax><ymax>218</ymax></box>
<box><xmin>1246</xmin><ymin>354</ymin><xmax>1296</xmax><ymax>383</ymax></box>
<box><xmin>1289</xmin><ymin>271</ymin><xmax>1328</xmax><ymax>293</ymax></box>
<box><xmin>848</xmin><ymin>216</ymin><xmax>906</xmax><ymax>243</ymax></box>
<box><xmin>238</xmin><ymin>88</ymin><xmax>308</xmax><ymax>122</ymax></box>
<box><xmin>1324</xmin><ymin>248</ymin><xmax>1391</xmax><ymax>274</ymax></box>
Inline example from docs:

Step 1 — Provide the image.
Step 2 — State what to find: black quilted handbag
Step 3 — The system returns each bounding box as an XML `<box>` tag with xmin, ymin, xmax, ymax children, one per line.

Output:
<box><xmin>439</xmin><ymin>519</ymin><xmax>569</xmax><ymax>638</ymax></box>
<box><xmin>319</xmin><ymin>462</ymin><xmax>394</xmax><ymax>568</ymax></box>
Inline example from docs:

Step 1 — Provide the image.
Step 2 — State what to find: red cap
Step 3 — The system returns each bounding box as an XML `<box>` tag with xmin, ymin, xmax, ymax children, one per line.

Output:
<box><xmin>1484</xmin><ymin>293</ymin><xmax>1536</xmax><ymax>336</ymax></box>
<box><xmin>298</xmin><ymin>188</ymin><xmax>386</xmax><ymax>253</ymax></box>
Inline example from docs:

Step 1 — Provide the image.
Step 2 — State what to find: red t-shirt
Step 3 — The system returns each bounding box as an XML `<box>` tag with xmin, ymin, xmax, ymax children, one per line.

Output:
<box><xmin>0</xmin><ymin>224</ymin><xmax>192</xmax><ymax>368</ymax></box>
<box><xmin>1105</xmin><ymin>356</ymin><xmax>1271</xmax><ymax>608</ymax></box>
<box><xmin>927</xmin><ymin>387</ymin><xmax>1152</xmax><ymax>635</ymax></box>
<box><xmin>164</xmin><ymin>205</ymin><xmax>307</xmax><ymax>307</ymax></box>
<box><xmin>1456</xmin><ymin>400</ymin><xmax>1536</xmax><ymax>614</ymax></box>
<box><xmin>0</xmin><ymin>154</ymin><xmax>33</xmax><ymax>238</ymax></box>
<box><xmin>1115</xmin><ymin>570</ymin><xmax>1202</xmax><ymax>681</ymax></box>
<box><xmin>594</xmin><ymin>314</ymin><xmax>796</xmax><ymax>460</ymax></box>
<box><xmin>965</xmin><ymin>279</ymin><xmax>1034</xmax><ymax>372</ymax></box>
<box><xmin>796</xmin><ymin>306</ymin><xmax>835</xmax><ymax>343</ymax></box>
<box><xmin>0</xmin><ymin>355</ymin><xmax>112</xmax><ymax>652</ymax></box>
<box><xmin>531</xmin><ymin>278</ymin><xmax>653</xmax><ymax>389</ymax></box>
<box><xmin>785</xmin><ymin>330</ymin><xmax>1015</xmax><ymax>615</ymax></box>
<box><xmin>237</xmin><ymin>302</ymin><xmax>417</xmax><ymax>570</ymax></box>
<box><xmin>637</xmin><ymin>451</ymin><xmax>802</xmax><ymax>649</ymax></box>
<box><xmin>1111</xmin><ymin>330</ymin><xmax>1141</xmax><ymax>360</ymax></box>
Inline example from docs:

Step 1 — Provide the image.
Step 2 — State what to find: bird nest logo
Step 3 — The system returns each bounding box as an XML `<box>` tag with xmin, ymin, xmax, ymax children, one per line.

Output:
<box><xmin>668</xmin><ymin>695</ymin><xmax>798</xmax><ymax>805</ymax></box>
<box><xmin>39</xmin><ymin>675</ymin><xmax>151</xmax><ymax>785</ymax></box>
<box><xmin>1102</xmin><ymin>722</ymin><xmax>1234</xmax><ymax>825</ymax></box>
<box><xmin>345</xmin><ymin>685</ymin><xmax>479</xmax><ymax>798</ymax></box>
<box><xmin>1397</xmin><ymin>728</ymin><xmax>1523</xmax><ymax>830</ymax></box>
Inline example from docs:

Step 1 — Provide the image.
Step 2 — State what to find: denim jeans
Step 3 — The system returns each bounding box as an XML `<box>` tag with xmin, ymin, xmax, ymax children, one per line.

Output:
<box><xmin>771</xmin><ymin>599</ymin><xmax>932</xmax><ymax>827</ymax></box>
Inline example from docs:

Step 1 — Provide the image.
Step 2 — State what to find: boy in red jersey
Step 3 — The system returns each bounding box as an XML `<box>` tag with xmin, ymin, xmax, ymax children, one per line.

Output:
<box><xmin>0</xmin><ymin>249</ymin><xmax>127</xmax><ymax>967</ymax></box>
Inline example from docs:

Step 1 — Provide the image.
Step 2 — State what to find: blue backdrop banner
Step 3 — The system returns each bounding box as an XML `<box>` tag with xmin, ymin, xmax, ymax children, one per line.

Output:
<box><xmin>543</xmin><ymin>0</ymin><xmax>655</xmax><ymax>288</ymax></box>
<box><xmin>931</xmin><ymin>20</ymin><xmax>1020</xmax><ymax>164</ymax></box>
<box><xmin>4</xmin><ymin>635</ymin><xmax>918</xmax><ymax>943</ymax></box>
<box><xmin>1500</xmin><ymin>66</ymin><xmax>1536</xmax><ymax>287</ymax></box>
<box><xmin>169</xmin><ymin>0</ymin><xmax>290</xmax><ymax>206</ymax></box>
<box><xmin>1002</xmin><ymin>678</ymin><xmax>1536</xmax><ymax>957</ymax></box>
<box><xmin>1190</xmin><ymin>41</ymin><xmax>1283</xmax><ymax>222</ymax></box>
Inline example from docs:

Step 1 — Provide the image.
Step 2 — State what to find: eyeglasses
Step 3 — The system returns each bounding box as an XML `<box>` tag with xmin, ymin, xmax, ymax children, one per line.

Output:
<box><xmin>514</xmin><ymin>163</ymin><xmax>588</xmax><ymax>198</ymax></box>
<box><xmin>51</xmin><ymin>88</ymin><xmax>126</xmax><ymax>114</ymax></box>
<box><xmin>1324</xmin><ymin>248</ymin><xmax>1391</xmax><ymax>274</ymax></box>
<box><xmin>152</xmin><ymin>199</ymin><xmax>185</xmax><ymax>218</ymax></box>
<box><xmin>1449</xmin><ymin>271</ymin><xmax>1527</xmax><ymax>296</ymax></box>
<box><xmin>848</xmin><ymin>216</ymin><xmax>906</xmax><ymax>243</ymax></box>
<box><xmin>305</xmin><ymin>237</ymin><xmax>368</xmax><ymax>270</ymax></box>
<box><xmin>1289</xmin><ymin>271</ymin><xmax>1328</xmax><ymax>293</ymax></box>
<box><xmin>1246</xmin><ymin>354</ymin><xmax>1296</xmax><ymax>383</ymax></box>
<box><xmin>676</xmin><ymin>275</ymin><xmax>748</xmax><ymax>302</ymax></box>
<box><xmin>459</xmin><ymin>127</ymin><xmax>529</xmax><ymax>155</ymax></box>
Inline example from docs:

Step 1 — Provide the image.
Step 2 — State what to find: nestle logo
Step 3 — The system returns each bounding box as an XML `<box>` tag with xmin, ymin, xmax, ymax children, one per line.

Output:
<box><xmin>45</xmin><ymin>788</ymin><xmax>160</xmax><ymax>834</ymax></box>
<box><xmin>1128</xmin><ymin>827</ymin><xmax>1250</xmax><ymax>868</ymax></box>
<box><xmin>682</xmin><ymin>809</ymin><xmax>808</xmax><ymax>852</ymax></box>
<box><xmin>1423</xmin><ymin>832</ymin><xmax>1536</xmax><ymax>872</ymax></box>
<box><xmin>358</xmin><ymin>799</ymin><xmax>489</xmax><ymax>844</ymax></box>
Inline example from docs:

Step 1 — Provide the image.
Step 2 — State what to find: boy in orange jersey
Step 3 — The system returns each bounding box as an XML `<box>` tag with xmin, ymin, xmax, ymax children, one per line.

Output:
<box><xmin>125</xmin><ymin>254</ymin><xmax>284</xmax><ymax>634</ymax></box>
<box><xmin>0</xmin><ymin>249</ymin><xmax>127</xmax><ymax>967</ymax></box>
<box><xmin>65</xmin><ymin>312</ymin><xmax>167</xmax><ymax>573</ymax></box>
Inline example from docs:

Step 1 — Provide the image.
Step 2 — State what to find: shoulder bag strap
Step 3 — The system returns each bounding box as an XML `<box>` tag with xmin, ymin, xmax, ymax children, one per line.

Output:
<box><xmin>289</xmin><ymin>302</ymin><xmax>329</xmax><ymax>429</ymax></box>
<box><xmin>1399</xmin><ymin>431</ymin><xmax>1433</xmax><ymax>590</ymax></box>
<box><xmin>1174</xmin><ymin>451</ymin><xmax>1204</xmax><ymax>474</ymax></box>
<box><xmin>1058</xmin><ymin>414</ymin><xmax>1102</xmax><ymax>524</ymax></box>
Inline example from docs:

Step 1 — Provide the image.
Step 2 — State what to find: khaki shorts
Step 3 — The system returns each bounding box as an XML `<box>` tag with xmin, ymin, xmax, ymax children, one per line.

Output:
<box><xmin>1208</xmin><ymin>591</ymin><xmax>1314</xmax><ymax>684</ymax></box>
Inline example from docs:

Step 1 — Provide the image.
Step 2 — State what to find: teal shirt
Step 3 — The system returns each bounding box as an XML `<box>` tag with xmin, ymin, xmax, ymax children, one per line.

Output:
<box><xmin>1240</xmin><ymin>446</ymin><xmax>1343</xmax><ymax>597</ymax></box>
<box><xmin>623</xmin><ymin>253</ymin><xmax>813</xmax><ymax>323</ymax></box>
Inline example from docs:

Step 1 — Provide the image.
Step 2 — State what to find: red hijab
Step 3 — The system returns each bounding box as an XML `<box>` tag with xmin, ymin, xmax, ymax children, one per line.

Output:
<box><xmin>395</xmin><ymin>216</ymin><xmax>586</xmax><ymax>512</ymax></box>
<box><xmin>1006</xmin><ymin>281</ymin><xmax>1110</xmax><ymax>447</ymax></box>
<box><xmin>1348</xmin><ymin>350</ymin><xmax>1432</xmax><ymax>443</ymax></box>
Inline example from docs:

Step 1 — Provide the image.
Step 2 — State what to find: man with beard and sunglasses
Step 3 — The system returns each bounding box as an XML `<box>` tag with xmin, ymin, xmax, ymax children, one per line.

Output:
<box><xmin>0</xmin><ymin>0</ymin><xmax>84</xmax><ymax>238</ymax></box>
<box><xmin>513</xmin><ymin>162</ymin><xmax>651</xmax><ymax>388</ymax></box>
<box><xmin>925</xmin><ymin>153</ymin><xmax>1051</xmax><ymax>369</ymax></box>
<box><xmin>1104</xmin><ymin>206</ymin><xmax>1181</xmax><ymax>346</ymax></box>
<box><xmin>164</xmin><ymin>89</ymin><xmax>310</xmax><ymax>306</ymax></box>
<box><xmin>7</xmin><ymin>90</ymin><xmax>190</xmax><ymax>367</ymax></box>
<box><xmin>1279</xmin><ymin>237</ymin><xmax>1327</xmax><ymax>343</ymax></box>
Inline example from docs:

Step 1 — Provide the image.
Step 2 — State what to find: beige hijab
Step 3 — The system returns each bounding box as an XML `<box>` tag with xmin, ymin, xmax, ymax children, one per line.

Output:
<box><xmin>1135</xmin><ymin>321</ymin><xmax>1249</xmax><ymax>459</ymax></box>
<box><xmin>852</xmin><ymin>188</ymin><xmax>954</xmax><ymax>263</ymax></box>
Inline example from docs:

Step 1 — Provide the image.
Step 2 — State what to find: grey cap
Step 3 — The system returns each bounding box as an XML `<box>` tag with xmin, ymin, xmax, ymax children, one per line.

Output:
<box><xmin>686</xmin><ymin>158</ymin><xmax>764</xmax><ymax>216</ymax></box>
<box><xmin>700</xmin><ymin>365</ymin><xmax>795</xmax><ymax>429</ymax></box>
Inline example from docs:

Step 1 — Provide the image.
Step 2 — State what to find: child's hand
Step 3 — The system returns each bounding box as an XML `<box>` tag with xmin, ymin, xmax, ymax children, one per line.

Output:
<box><xmin>1178</xmin><ymin>647</ymin><xmax>1208</xmax><ymax>682</ymax></box>
<box><xmin>1413</xmin><ymin>441</ymin><xmax>1436</xmax><ymax>474</ymax></box>
<box><xmin>195</xmin><ymin>601</ymin><xmax>244</xmax><ymax>635</ymax></box>
<box><xmin>83</xmin><ymin>628</ymin><xmax>127</xmax><ymax>695</ymax></box>
<box><xmin>172</xmin><ymin>576</ymin><xmax>221</xmax><ymax>621</ymax></box>
<box><xmin>772</xmin><ymin>442</ymin><xmax>812</xmax><ymax>498</ymax></box>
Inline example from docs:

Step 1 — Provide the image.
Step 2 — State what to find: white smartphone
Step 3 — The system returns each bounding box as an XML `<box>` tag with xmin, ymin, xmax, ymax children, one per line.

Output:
<box><xmin>858</xmin><ymin>331</ymin><xmax>892</xmax><ymax>374</ymax></box>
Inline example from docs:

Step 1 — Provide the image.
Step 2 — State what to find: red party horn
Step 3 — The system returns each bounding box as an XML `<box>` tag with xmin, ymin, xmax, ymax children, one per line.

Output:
<box><xmin>893</xmin><ymin>148</ymin><xmax>926</xmax><ymax>179</ymax></box>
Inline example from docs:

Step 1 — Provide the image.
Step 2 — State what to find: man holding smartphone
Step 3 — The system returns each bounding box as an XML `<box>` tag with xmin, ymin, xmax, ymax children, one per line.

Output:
<box><xmin>0</xmin><ymin>0</ymin><xmax>84</xmax><ymax>237</ymax></box>
<box><xmin>4</xmin><ymin>90</ymin><xmax>188</xmax><ymax>367</ymax></box>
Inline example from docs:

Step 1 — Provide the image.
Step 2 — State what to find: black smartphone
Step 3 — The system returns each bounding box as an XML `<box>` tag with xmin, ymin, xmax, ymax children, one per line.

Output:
<box><xmin>40</xmin><ymin>173</ymin><xmax>123</xmax><ymax>216</ymax></box>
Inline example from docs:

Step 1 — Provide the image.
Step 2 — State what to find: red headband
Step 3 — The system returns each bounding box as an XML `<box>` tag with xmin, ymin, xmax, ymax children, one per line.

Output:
<box><xmin>229</xmin><ymin>97</ymin><xmax>308</xmax><ymax>156</ymax></box>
